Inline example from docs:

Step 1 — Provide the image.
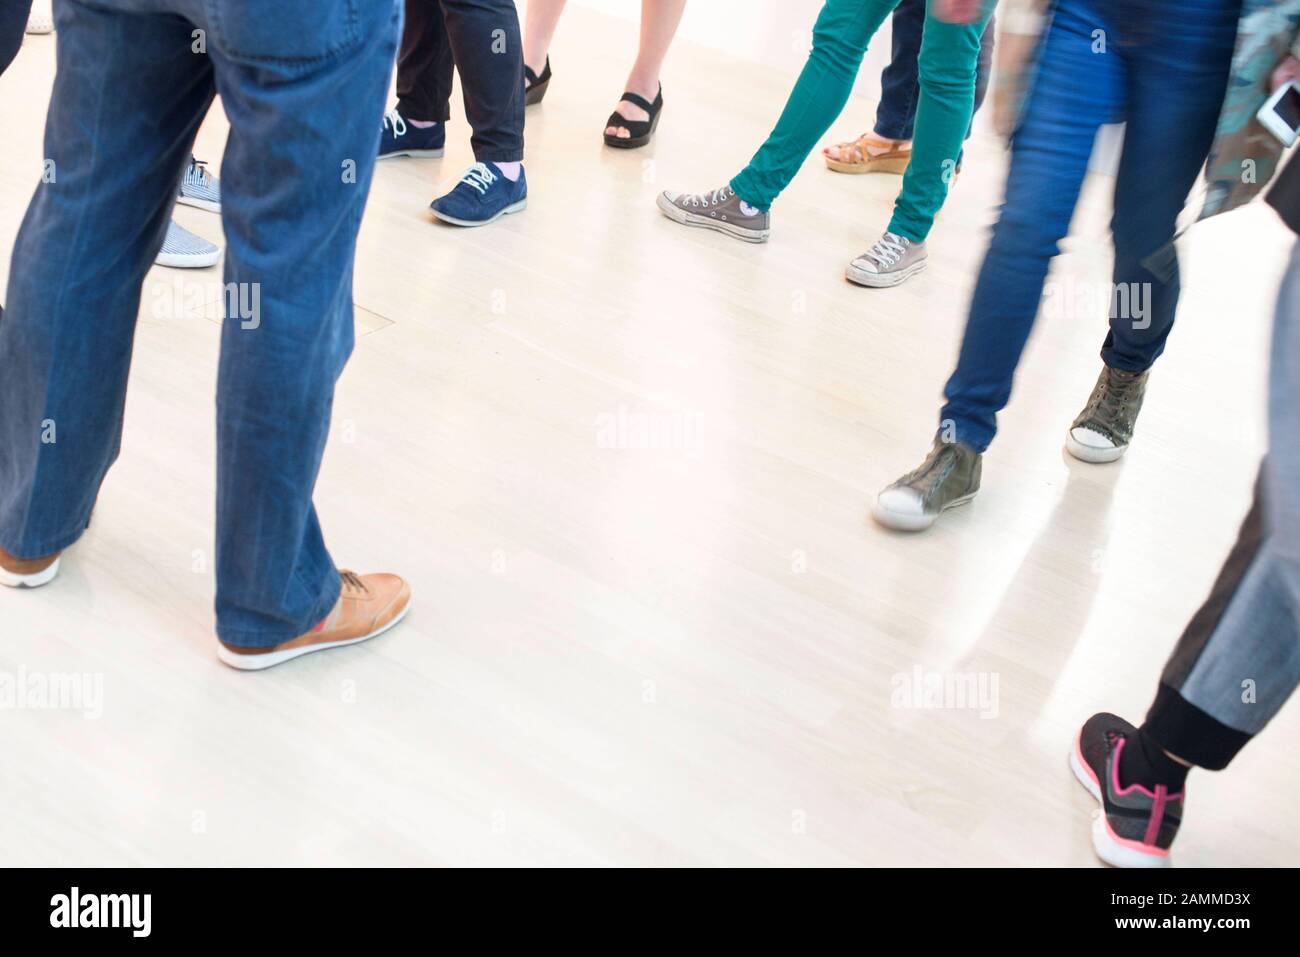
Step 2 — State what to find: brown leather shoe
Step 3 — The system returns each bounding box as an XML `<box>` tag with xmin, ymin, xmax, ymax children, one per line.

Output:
<box><xmin>0</xmin><ymin>545</ymin><xmax>62</xmax><ymax>588</ymax></box>
<box><xmin>216</xmin><ymin>570</ymin><xmax>411</xmax><ymax>671</ymax></box>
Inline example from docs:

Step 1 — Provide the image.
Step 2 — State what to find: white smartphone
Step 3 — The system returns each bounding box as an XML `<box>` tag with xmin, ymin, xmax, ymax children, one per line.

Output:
<box><xmin>1257</xmin><ymin>79</ymin><xmax>1300</xmax><ymax>147</ymax></box>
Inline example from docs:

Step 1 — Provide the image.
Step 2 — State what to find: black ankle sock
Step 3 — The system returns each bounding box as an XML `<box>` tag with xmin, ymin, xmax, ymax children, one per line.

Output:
<box><xmin>1120</xmin><ymin>726</ymin><xmax>1189</xmax><ymax>791</ymax></box>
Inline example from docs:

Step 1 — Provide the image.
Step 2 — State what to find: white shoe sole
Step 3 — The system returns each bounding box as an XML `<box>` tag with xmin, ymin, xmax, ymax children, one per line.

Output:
<box><xmin>156</xmin><ymin>249</ymin><xmax>221</xmax><ymax>269</ymax></box>
<box><xmin>176</xmin><ymin>195</ymin><xmax>221</xmax><ymax>214</ymax></box>
<box><xmin>871</xmin><ymin>490</ymin><xmax>976</xmax><ymax>532</ymax></box>
<box><xmin>1069</xmin><ymin>736</ymin><xmax>1172</xmax><ymax>869</ymax></box>
<box><xmin>378</xmin><ymin>148</ymin><xmax>445</xmax><ymax>160</ymax></box>
<box><xmin>0</xmin><ymin>556</ymin><xmax>61</xmax><ymax>588</ymax></box>
<box><xmin>430</xmin><ymin>198</ymin><xmax>526</xmax><ymax>227</ymax></box>
<box><xmin>845</xmin><ymin>257</ymin><xmax>928</xmax><ymax>288</ymax></box>
<box><xmin>655</xmin><ymin>193</ymin><xmax>770</xmax><ymax>243</ymax></box>
<box><xmin>216</xmin><ymin>601</ymin><xmax>411</xmax><ymax>672</ymax></box>
<box><xmin>1065</xmin><ymin>432</ymin><xmax>1128</xmax><ymax>464</ymax></box>
<box><xmin>26</xmin><ymin>18</ymin><xmax>54</xmax><ymax>35</ymax></box>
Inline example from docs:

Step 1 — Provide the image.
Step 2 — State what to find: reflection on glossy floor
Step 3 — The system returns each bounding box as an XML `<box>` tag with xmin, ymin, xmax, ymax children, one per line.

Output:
<box><xmin>2</xmin><ymin>11</ymin><xmax>1297</xmax><ymax>866</ymax></box>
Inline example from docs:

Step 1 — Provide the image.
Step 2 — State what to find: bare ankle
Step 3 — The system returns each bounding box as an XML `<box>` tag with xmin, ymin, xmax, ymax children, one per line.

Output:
<box><xmin>622</xmin><ymin>71</ymin><xmax>660</xmax><ymax>101</ymax></box>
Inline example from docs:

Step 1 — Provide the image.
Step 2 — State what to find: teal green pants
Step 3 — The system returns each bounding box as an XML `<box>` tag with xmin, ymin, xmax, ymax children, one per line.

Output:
<box><xmin>729</xmin><ymin>0</ymin><xmax>993</xmax><ymax>243</ymax></box>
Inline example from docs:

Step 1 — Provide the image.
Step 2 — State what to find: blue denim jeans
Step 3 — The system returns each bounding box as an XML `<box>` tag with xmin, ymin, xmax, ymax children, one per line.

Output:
<box><xmin>873</xmin><ymin>0</ymin><xmax>994</xmax><ymax>150</ymax></box>
<box><xmin>0</xmin><ymin>0</ymin><xmax>401</xmax><ymax>646</ymax></box>
<box><xmin>938</xmin><ymin>0</ymin><xmax>1241</xmax><ymax>452</ymax></box>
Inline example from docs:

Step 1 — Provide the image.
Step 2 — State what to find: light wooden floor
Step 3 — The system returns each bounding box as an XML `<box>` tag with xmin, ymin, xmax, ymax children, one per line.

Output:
<box><xmin>2</xmin><ymin>10</ymin><xmax>1297</xmax><ymax>867</ymax></box>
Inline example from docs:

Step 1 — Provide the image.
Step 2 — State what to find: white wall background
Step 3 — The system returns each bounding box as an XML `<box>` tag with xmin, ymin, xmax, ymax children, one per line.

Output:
<box><xmin>569</xmin><ymin>0</ymin><xmax>893</xmax><ymax>102</ymax></box>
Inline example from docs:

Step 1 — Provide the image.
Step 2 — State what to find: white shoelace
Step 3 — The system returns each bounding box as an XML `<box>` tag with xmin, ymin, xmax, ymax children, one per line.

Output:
<box><xmin>682</xmin><ymin>186</ymin><xmax>732</xmax><ymax>208</ymax></box>
<box><xmin>459</xmin><ymin>162</ymin><xmax>497</xmax><ymax>195</ymax></box>
<box><xmin>383</xmin><ymin>108</ymin><xmax>407</xmax><ymax>137</ymax></box>
<box><xmin>862</xmin><ymin>232</ymin><xmax>908</xmax><ymax>268</ymax></box>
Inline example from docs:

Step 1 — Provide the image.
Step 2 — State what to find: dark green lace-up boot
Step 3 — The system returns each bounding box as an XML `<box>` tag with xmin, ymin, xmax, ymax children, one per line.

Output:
<box><xmin>874</xmin><ymin>439</ymin><xmax>982</xmax><ymax>532</ymax></box>
<box><xmin>1067</xmin><ymin>366</ymin><xmax>1150</xmax><ymax>463</ymax></box>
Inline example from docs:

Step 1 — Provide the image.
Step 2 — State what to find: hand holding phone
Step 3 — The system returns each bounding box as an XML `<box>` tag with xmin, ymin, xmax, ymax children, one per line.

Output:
<box><xmin>1258</xmin><ymin>79</ymin><xmax>1300</xmax><ymax>146</ymax></box>
<box><xmin>1272</xmin><ymin>55</ymin><xmax>1300</xmax><ymax>93</ymax></box>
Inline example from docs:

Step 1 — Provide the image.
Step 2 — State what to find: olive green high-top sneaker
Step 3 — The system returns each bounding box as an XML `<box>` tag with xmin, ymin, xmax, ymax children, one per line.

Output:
<box><xmin>874</xmin><ymin>439</ymin><xmax>982</xmax><ymax>532</ymax></box>
<box><xmin>1066</xmin><ymin>365</ymin><xmax>1150</xmax><ymax>463</ymax></box>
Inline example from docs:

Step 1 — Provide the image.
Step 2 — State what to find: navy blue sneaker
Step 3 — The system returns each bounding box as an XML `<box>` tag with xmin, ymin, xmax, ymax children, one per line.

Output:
<box><xmin>430</xmin><ymin>162</ymin><xmax>527</xmax><ymax>227</ymax></box>
<box><xmin>378</xmin><ymin>108</ymin><xmax>445</xmax><ymax>160</ymax></box>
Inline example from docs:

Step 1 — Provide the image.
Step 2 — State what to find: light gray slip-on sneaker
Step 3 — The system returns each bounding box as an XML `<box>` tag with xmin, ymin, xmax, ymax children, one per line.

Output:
<box><xmin>155</xmin><ymin>220</ymin><xmax>220</xmax><ymax>268</ymax></box>
<box><xmin>178</xmin><ymin>157</ymin><xmax>221</xmax><ymax>213</ymax></box>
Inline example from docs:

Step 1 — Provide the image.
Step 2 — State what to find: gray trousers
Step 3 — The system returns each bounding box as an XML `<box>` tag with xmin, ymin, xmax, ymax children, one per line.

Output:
<box><xmin>1145</xmin><ymin>241</ymin><xmax>1300</xmax><ymax>769</ymax></box>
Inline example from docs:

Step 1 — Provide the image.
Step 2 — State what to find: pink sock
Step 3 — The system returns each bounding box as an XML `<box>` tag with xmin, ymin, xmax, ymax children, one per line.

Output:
<box><xmin>495</xmin><ymin>161</ymin><xmax>522</xmax><ymax>181</ymax></box>
<box><xmin>408</xmin><ymin>118</ymin><xmax>438</xmax><ymax>129</ymax></box>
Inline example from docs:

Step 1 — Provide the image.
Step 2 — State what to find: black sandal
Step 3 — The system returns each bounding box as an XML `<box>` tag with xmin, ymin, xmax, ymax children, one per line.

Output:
<box><xmin>524</xmin><ymin>57</ymin><xmax>551</xmax><ymax>106</ymax></box>
<box><xmin>603</xmin><ymin>85</ymin><xmax>663</xmax><ymax>149</ymax></box>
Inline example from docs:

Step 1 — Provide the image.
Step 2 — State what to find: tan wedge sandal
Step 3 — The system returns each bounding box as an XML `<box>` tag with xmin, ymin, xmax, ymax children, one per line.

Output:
<box><xmin>823</xmin><ymin>133</ymin><xmax>911</xmax><ymax>175</ymax></box>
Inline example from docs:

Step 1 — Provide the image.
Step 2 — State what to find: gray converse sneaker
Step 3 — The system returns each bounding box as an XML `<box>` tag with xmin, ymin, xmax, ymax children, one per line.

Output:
<box><xmin>1066</xmin><ymin>366</ymin><xmax>1150</xmax><ymax>463</ymax></box>
<box><xmin>656</xmin><ymin>185</ymin><xmax>771</xmax><ymax>243</ymax></box>
<box><xmin>846</xmin><ymin>231</ymin><xmax>927</xmax><ymax>287</ymax></box>
<box><xmin>874</xmin><ymin>440</ymin><xmax>981</xmax><ymax>531</ymax></box>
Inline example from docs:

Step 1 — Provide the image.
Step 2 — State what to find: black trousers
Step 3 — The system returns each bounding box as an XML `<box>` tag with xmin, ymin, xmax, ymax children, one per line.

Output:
<box><xmin>396</xmin><ymin>0</ymin><xmax>524</xmax><ymax>163</ymax></box>
<box><xmin>0</xmin><ymin>0</ymin><xmax>34</xmax><ymax>77</ymax></box>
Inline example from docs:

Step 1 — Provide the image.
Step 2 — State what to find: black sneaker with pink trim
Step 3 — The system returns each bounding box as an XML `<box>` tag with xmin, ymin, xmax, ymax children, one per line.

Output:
<box><xmin>1071</xmin><ymin>713</ymin><xmax>1183</xmax><ymax>868</ymax></box>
